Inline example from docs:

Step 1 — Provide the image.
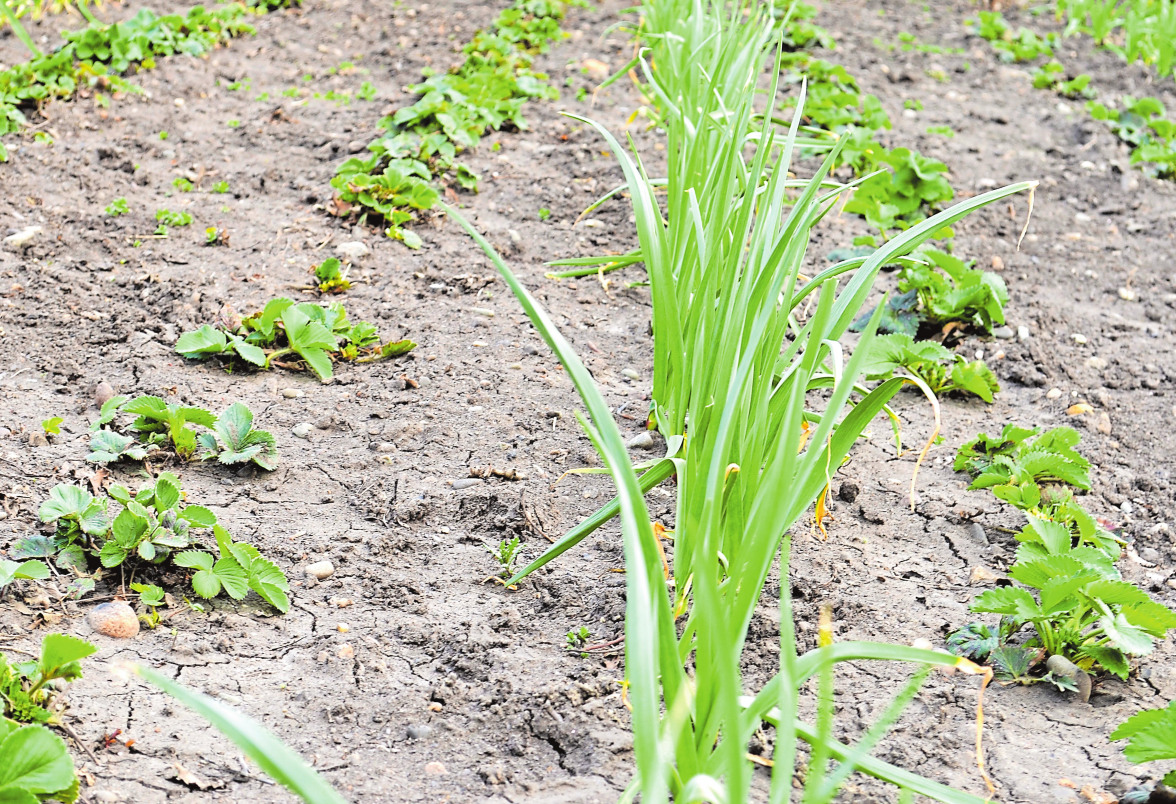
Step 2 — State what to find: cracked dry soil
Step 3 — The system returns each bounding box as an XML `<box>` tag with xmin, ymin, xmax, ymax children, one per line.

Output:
<box><xmin>0</xmin><ymin>0</ymin><xmax>1174</xmax><ymax>802</ymax></box>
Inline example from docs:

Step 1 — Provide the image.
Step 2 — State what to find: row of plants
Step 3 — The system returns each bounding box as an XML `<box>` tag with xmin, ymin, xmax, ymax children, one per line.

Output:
<box><xmin>970</xmin><ymin>9</ymin><xmax>1176</xmax><ymax>178</ymax></box>
<box><xmin>0</xmin><ymin>0</ymin><xmax>296</xmax><ymax>161</ymax></box>
<box><xmin>1054</xmin><ymin>0</ymin><xmax>1176</xmax><ymax>79</ymax></box>
<box><xmin>946</xmin><ymin>424</ymin><xmax>1176</xmax><ymax>785</ymax></box>
<box><xmin>328</xmin><ymin>0</ymin><xmax>573</xmax><ymax>247</ymax></box>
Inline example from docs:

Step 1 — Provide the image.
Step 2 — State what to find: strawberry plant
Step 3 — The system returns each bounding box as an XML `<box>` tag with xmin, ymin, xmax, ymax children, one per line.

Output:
<box><xmin>1088</xmin><ymin>96</ymin><xmax>1176</xmax><ymax>179</ymax></box>
<box><xmin>1113</xmin><ymin>701</ymin><xmax>1176</xmax><ymax>787</ymax></box>
<box><xmin>330</xmin><ymin>0</ymin><xmax>569</xmax><ymax>246</ymax></box>
<box><xmin>1</xmin><ymin>633</ymin><xmax>95</xmax><ymax>725</ymax></box>
<box><xmin>36</xmin><ymin>476</ymin><xmax>289</xmax><ymax>611</ymax></box>
<box><xmin>968</xmin><ymin>11</ymin><xmax>1056</xmax><ymax>62</ymax></box>
<box><xmin>86</xmin><ymin>396</ymin><xmax>277</xmax><ymax>470</ymax></box>
<box><xmin>844</xmin><ymin>147</ymin><xmax>955</xmax><ymax>232</ymax></box>
<box><xmin>155</xmin><ymin>209</ymin><xmax>192</xmax><ymax>227</ymax></box>
<box><xmin>956</xmin><ymin>516</ymin><xmax>1176</xmax><ymax>679</ymax></box>
<box><xmin>1031</xmin><ymin>61</ymin><xmax>1096</xmax><ymax>98</ymax></box>
<box><xmin>313</xmin><ymin>258</ymin><xmax>350</xmax><ymax>293</ymax></box>
<box><xmin>861</xmin><ymin>334</ymin><xmax>1000</xmax><ymax>402</ymax></box>
<box><xmin>854</xmin><ymin>248</ymin><xmax>1008</xmax><ymax>336</ymax></box>
<box><xmin>176</xmin><ymin>298</ymin><xmax>415</xmax><ymax>381</ymax></box>
<box><xmin>954</xmin><ymin>424</ymin><xmax>1092</xmax><ymax>509</ymax></box>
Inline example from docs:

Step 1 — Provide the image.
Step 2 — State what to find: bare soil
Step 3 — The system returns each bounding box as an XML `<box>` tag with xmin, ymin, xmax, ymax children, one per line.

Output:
<box><xmin>0</xmin><ymin>0</ymin><xmax>1173</xmax><ymax>802</ymax></box>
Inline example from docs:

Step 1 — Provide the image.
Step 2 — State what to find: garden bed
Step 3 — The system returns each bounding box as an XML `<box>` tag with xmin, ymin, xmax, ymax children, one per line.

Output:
<box><xmin>0</xmin><ymin>0</ymin><xmax>1173</xmax><ymax>801</ymax></box>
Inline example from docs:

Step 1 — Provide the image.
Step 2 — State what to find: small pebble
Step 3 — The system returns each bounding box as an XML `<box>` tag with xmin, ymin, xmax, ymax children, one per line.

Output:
<box><xmin>305</xmin><ymin>560</ymin><xmax>335</xmax><ymax>580</ymax></box>
<box><xmin>1120</xmin><ymin>500</ymin><xmax>1134</xmax><ymax>516</ymax></box>
<box><xmin>1095</xmin><ymin>412</ymin><xmax>1112</xmax><ymax>435</ymax></box>
<box><xmin>282</xmin><ymin>388</ymin><xmax>305</xmax><ymax>399</ymax></box>
<box><xmin>4</xmin><ymin>225</ymin><xmax>41</xmax><ymax>249</ymax></box>
<box><xmin>966</xmin><ymin>523</ymin><xmax>988</xmax><ymax>544</ymax></box>
<box><xmin>621</xmin><ymin>368</ymin><xmax>641</xmax><ymax>381</ymax></box>
<box><xmin>1085</xmin><ymin>356</ymin><xmax>1108</xmax><ymax>370</ymax></box>
<box><xmin>992</xmin><ymin>326</ymin><xmax>1014</xmax><ymax>340</ymax></box>
<box><xmin>336</xmin><ymin>623</ymin><xmax>350</xmax><ymax>633</ymax></box>
<box><xmin>336</xmin><ymin>644</ymin><xmax>355</xmax><ymax>659</ymax></box>
<box><xmin>87</xmin><ymin>601</ymin><xmax>139</xmax><ymax>639</ymax></box>
<box><xmin>1118</xmin><ymin>287</ymin><xmax>1136</xmax><ymax>301</ymax></box>
<box><xmin>970</xmin><ymin>566</ymin><xmax>999</xmax><ymax>584</ymax></box>
<box><xmin>28</xmin><ymin>431</ymin><xmax>48</xmax><ymax>447</ymax></box>
<box><xmin>627</xmin><ymin>432</ymin><xmax>655</xmax><ymax>450</ymax></box>
<box><xmin>335</xmin><ymin>241</ymin><xmax>370</xmax><ymax>261</ymax></box>
<box><xmin>1046</xmin><ymin>388</ymin><xmax>1062</xmax><ymax>400</ymax></box>
<box><xmin>292</xmin><ymin>422</ymin><xmax>313</xmax><ymax>439</ymax></box>
<box><xmin>407</xmin><ymin>724</ymin><xmax>432</xmax><ymax>740</ymax></box>
<box><xmin>1072</xmin><ymin>333</ymin><xmax>1087</xmax><ymax>344</ymax></box>
<box><xmin>425</xmin><ymin>761</ymin><xmax>447</xmax><ymax>776</ymax></box>
<box><xmin>94</xmin><ymin>381</ymin><xmax>116</xmax><ymax>407</ymax></box>
<box><xmin>1016</xmin><ymin>325</ymin><xmax>1031</xmax><ymax>341</ymax></box>
<box><xmin>451</xmin><ymin>478</ymin><xmax>481</xmax><ymax>490</ymax></box>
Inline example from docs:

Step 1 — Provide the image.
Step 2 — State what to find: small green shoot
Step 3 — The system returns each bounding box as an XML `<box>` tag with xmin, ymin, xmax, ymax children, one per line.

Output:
<box><xmin>172</xmin><ymin>177</ymin><xmax>194</xmax><ymax>192</ymax></box>
<box><xmin>104</xmin><ymin>197</ymin><xmax>129</xmax><ymax>216</ymax></box>
<box><xmin>41</xmin><ymin>416</ymin><xmax>63</xmax><ymax>435</ymax></box>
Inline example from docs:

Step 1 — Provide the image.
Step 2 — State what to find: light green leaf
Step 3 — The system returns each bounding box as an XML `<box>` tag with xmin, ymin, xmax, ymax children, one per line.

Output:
<box><xmin>39</xmin><ymin>634</ymin><xmax>97</xmax><ymax>674</ymax></box>
<box><xmin>179</xmin><ymin>506</ymin><xmax>217</xmax><ymax>528</ymax></box>
<box><xmin>37</xmin><ymin>485</ymin><xmax>93</xmax><ymax>523</ymax></box>
<box><xmin>0</xmin><ymin>724</ymin><xmax>77</xmax><ymax>795</ymax></box>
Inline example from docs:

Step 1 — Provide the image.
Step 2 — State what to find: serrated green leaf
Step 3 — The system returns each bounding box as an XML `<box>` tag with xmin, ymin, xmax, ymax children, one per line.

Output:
<box><xmin>174</xmin><ymin>551</ymin><xmax>214</xmax><ymax>572</ymax></box>
<box><xmin>175</xmin><ymin>325</ymin><xmax>229</xmax><ymax>358</ymax></box>
<box><xmin>0</xmin><ymin>723</ymin><xmax>77</xmax><ymax>796</ymax></box>
<box><xmin>231</xmin><ymin>338</ymin><xmax>267</xmax><ymax>366</ymax></box>
<box><xmin>98</xmin><ymin>542</ymin><xmax>128</xmax><ymax>568</ymax></box>
<box><xmin>87</xmin><ymin>431</ymin><xmax>148</xmax><ymax>464</ymax></box>
<box><xmin>191</xmin><ymin>570</ymin><xmax>222</xmax><ymax>599</ymax></box>
<box><xmin>950</xmin><ymin>359</ymin><xmax>999</xmax><ymax>403</ymax></box>
<box><xmin>90</xmin><ymin>395</ymin><xmax>127</xmax><ymax>430</ymax></box>
<box><xmin>971</xmin><ymin>586</ymin><xmax>1041</xmax><ymax>620</ymax></box>
<box><xmin>131</xmin><ymin>583</ymin><xmax>166</xmax><ymax>607</ymax></box>
<box><xmin>297</xmin><ymin>346</ymin><xmax>333</xmax><ymax>381</ymax></box>
<box><xmin>122</xmin><ymin>395</ymin><xmax>169</xmax><ymax>420</ymax></box>
<box><xmin>111</xmin><ymin>509</ymin><xmax>147</xmax><ymax>548</ymax></box>
<box><xmin>1099</xmin><ymin>611</ymin><xmax>1156</xmax><ymax>656</ymax></box>
<box><xmin>213</xmin><ymin>557</ymin><xmax>250</xmax><ymax>600</ymax></box>
<box><xmin>39</xmin><ymin>634</ymin><xmax>97</xmax><ymax>673</ymax></box>
<box><xmin>37</xmin><ymin>485</ymin><xmax>93</xmax><ymax>523</ymax></box>
<box><xmin>247</xmin><ymin>556</ymin><xmax>290</xmax><ymax>613</ymax></box>
<box><xmin>154</xmin><ymin>477</ymin><xmax>181</xmax><ymax>512</ymax></box>
<box><xmin>179</xmin><ymin>506</ymin><xmax>217</xmax><ymax>528</ymax></box>
<box><xmin>1112</xmin><ymin>701</ymin><xmax>1176</xmax><ymax>763</ymax></box>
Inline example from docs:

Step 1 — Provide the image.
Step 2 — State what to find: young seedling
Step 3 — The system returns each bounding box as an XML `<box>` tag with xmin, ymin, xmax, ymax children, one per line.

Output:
<box><xmin>313</xmin><ymin>257</ymin><xmax>350</xmax><ymax>293</ymax></box>
<box><xmin>104</xmin><ymin>197</ymin><xmax>129</xmax><ymax>216</ymax></box>
<box><xmin>565</xmin><ymin>625</ymin><xmax>590</xmax><ymax>657</ymax></box>
<box><xmin>1</xmin><ymin>633</ymin><xmax>96</xmax><ymax>725</ymax></box>
<box><xmin>176</xmin><ymin>298</ymin><xmax>415</xmax><ymax>381</ymax></box>
<box><xmin>37</xmin><ymin>476</ymin><xmax>289</xmax><ymax>611</ymax></box>
<box><xmin>485</xmin><ymin>535</ymin><xmax>521</xmax><ymax>578</ymax></box>
<box><xmin>41</xmin><ymin>416</ymin><xmax>63</xmax><ymax>436</ymax></box>
<box><xmin>87</xmin><ymin>395</ymin><xmax>278</xmax><ymax>470</ymax></box>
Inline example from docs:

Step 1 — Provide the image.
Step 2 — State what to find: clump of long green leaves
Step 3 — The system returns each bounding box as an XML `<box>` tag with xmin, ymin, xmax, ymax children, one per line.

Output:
<box><xmin>448</xmin><ymin>5</ymin><xmax>1034</xmax><ymax>800</ymax></box>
